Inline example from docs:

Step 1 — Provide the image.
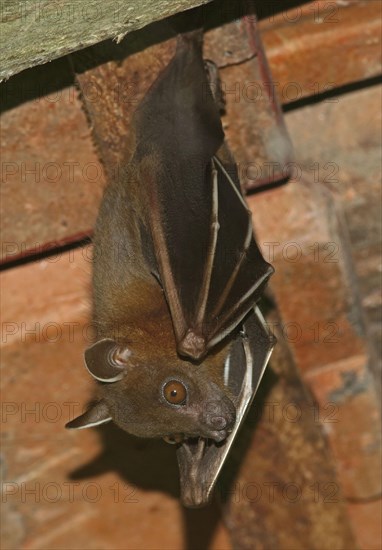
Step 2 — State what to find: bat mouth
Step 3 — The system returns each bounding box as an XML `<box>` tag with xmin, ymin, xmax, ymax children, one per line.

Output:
<box><xmin>207</xmin><ymin>429</ymin><xmax>228</xmax><ymax>443</ymax></box>
<box><xmin>163</xmin><ymin>427</ymin><xmax>230</xmax><ymax>446</ymax></box>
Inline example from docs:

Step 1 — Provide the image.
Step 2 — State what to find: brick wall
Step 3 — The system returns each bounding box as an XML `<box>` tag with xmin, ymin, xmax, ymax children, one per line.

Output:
<box><xmin>1</xmin><ymin>2</ymin><xmax>381</xmax><ymax>549</ymax></box>
<box><xmin>246</xmin><ymin>84</ymin><xmax>382</xmax><ymax>549</ymax></box>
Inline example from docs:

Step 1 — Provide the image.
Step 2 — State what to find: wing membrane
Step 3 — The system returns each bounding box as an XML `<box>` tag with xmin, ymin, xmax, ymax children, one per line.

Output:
<box><xmin>132</xmin><ymin>32</ymin><xmax>273</xmax><ymax>359</ymax></box>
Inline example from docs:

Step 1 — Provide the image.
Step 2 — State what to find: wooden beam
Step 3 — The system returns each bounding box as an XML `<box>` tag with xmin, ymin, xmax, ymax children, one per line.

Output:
<box><xmin>0</xmin><ymin>0</ymin><xmax>212</xmax><ymax>81</ymax></box>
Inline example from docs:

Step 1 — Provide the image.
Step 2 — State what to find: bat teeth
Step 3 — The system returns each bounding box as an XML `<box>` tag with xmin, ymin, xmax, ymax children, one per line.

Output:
<box><xmin>209</xmin><ymin>429</ymin><xmax>228</xmax><ymax>443</ymax></box>
<box><xmin>163</xmin><ymin>434</ymin><xmax>184</xmax><ymax>445</ymax></box>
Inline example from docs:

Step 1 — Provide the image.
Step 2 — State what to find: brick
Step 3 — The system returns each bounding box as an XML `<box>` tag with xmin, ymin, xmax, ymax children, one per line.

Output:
<box><xmin>240</xmin><ymin>75</ymin><xmax>382</xmax><ymax>538</ymax></box>
<box><xmin>1</xmin><ymin>246</ymin><xmax>92</xmax><ymax>348</ymax></box>
<box><xmin>249</xmin><ymin>179</ymin><xmax>367</xmax><ymax>370</ymax></box>
<box><xmin>260</xmin><ymin>0</ymin><xmax>382</xmax><ymax>104</ymax></box>
<box><xmin>0</xmin><ymin>59</ymin><xmax>106</xmax><ymax>264</ymax></box>
<box><xmin>1</xmin><ymin>499</ymin><xmax>25</xmax><ymax>550</ymax></box>
<box><xmin>247</xmin><ymin>176</ymin><xmax>381</xmax><ymax>505</ymax></box>
<box><xmin>284</xmin><ymin>85</ymin><xmax>382</xmax><ymax>386</ymax></box>
<box><xmin>305</xmin><ymin>356</ymin><xmax>382</xmax><ymax>499</ymax></box>
<box><xmin>220</xmin><ymin>57</ymin><xmax>293</xmax><ymax>191</ymax></box>
<box><xmin>347</xmin><ymin>499</ymin><xmax>382</xmax><ymax>550</ymax></box>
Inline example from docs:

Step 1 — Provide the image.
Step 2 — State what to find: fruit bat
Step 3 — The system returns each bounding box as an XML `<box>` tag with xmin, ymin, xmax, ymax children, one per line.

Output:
<box><xmin>66</xmin><ymin>30</ymin><xmax>275</xmax><ymax>507</ymax></box>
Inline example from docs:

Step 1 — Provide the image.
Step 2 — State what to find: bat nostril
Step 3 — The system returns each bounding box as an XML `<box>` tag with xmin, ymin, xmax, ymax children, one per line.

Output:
<box><xmin>203</xmin><ymin>397</ymin><xmax>236</xmax><ymax>433</ymax></box>
<box><xmin>209</xmin><ymin>416</ymin><xmax>227</xmax><ymax>430</ymax></box>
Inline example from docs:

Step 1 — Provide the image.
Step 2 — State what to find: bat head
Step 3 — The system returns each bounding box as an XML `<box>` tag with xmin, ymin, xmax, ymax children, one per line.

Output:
<box><xmin>66</xmin><ymin>338</ymin><xmax>236</xmax><ymax>442</ymax></box>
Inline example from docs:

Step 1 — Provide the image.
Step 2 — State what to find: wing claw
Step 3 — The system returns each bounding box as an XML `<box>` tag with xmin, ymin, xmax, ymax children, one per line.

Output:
<box><xmin>178</xmin><ymin>329</ymin><xmax>206</xmax><ymax>360</ymax></box>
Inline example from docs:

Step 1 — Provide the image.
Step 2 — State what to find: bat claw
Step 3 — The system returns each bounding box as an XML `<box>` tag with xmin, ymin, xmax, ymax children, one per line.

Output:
<box><xmin>178</xmin><ymin>330</ymin><xmax>206</xmax><ymax>360</ymax></box>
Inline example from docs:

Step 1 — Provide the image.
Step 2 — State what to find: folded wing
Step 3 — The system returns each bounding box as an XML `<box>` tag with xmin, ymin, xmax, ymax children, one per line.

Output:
<box><xmin>133</xmin><ymin>31</ymin><xmax>273</xmax><ymax>360</ymax></box>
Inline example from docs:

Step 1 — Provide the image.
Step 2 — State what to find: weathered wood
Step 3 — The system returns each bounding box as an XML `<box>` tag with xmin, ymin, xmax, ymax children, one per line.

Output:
<box><xmin>2</xmin><ymin>0</ymin><xmax>380</xmax><ymax>90</ymax></box>
<box><xmin>0</xmin><ymin>0</ymin><xmax>212</xmax><ymax>81</ymax></box>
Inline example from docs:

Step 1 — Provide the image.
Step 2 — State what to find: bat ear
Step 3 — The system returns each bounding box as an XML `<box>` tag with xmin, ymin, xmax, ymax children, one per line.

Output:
<box><xmin>84</xmin><ymin>338</ymin><xmax>130</xmax><ymax>382</ymax></box>
<box><xmin>65</xmin><ymin>400</ymin><xmax>111</xmax><ymax>429</ymax></box>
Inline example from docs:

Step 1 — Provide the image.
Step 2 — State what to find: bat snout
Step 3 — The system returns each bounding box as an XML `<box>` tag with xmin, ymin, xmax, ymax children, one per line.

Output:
<box><xmin>201</xmin><ymin>398</ymin><xmax>236</xmax><ymax>442</ymax></box>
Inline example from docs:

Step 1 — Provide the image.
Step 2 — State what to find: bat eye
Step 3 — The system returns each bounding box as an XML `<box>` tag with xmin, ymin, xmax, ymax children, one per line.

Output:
<box><xmin>163</xmin><ymin>380</ymin><xmax>187</xmax><ymax>405</ymax></box>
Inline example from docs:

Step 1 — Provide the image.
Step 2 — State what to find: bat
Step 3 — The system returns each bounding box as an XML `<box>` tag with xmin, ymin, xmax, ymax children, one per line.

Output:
<box><xmin>66</xmin><ymin>30</ymin><xmax>275</xmax><ymax>507</ymax></box>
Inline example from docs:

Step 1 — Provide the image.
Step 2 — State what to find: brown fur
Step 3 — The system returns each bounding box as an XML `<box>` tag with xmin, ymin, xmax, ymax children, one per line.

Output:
<box><xmin>69</xmin><ymin>33</ymin><xmax>244</xmax><ymax>441</ymax></box>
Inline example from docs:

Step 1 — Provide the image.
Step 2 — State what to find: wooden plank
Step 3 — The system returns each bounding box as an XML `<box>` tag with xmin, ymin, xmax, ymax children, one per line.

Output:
<box><xmin>0</xmin><ymin>0</ymin><xmax>212</xmax><ymax>81</ymax></box>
